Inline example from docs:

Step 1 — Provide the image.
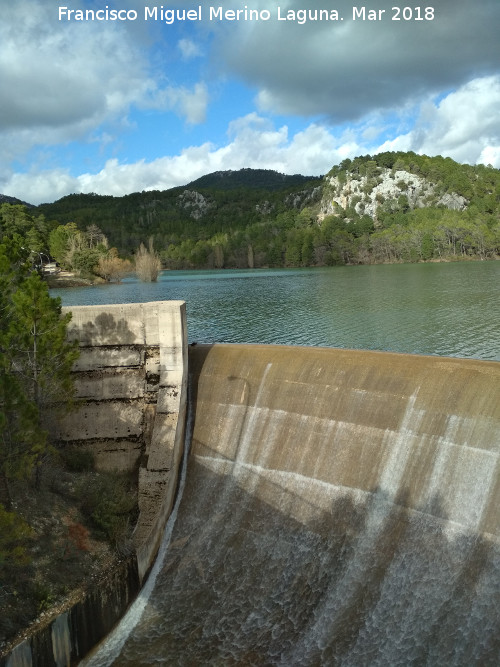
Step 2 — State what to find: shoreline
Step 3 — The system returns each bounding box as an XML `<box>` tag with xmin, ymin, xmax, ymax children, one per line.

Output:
<box><xmin>46</xmin><ymin>256</ymin><xmax>499</xmax><ymax>289</ymax></box>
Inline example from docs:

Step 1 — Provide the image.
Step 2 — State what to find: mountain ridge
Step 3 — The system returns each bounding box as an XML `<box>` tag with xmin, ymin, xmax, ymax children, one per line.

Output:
<box><xmin>185</xmin><ymin>168</ymin><xmax>321</xmax><ymax>191</ymax></box>
<box><xmin>0</xmin><ymin>168</ymin><xmax>322</xmax><ymax>209</ymax></box>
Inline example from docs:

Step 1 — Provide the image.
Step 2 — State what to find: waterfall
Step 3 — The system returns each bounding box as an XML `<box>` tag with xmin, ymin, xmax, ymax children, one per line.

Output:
<box><xmin>80</xmin><ymin>344</ymin><xmax>500</xmax><ymax>666</ymax></box>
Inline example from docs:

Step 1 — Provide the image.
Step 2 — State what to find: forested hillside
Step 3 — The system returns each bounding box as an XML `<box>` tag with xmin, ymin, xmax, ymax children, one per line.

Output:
<box><xmin>34</xmin><ymin>170</ymin><xmax>322</xmax><ymax>266</ymax></box>
<box><xmin>27</xmin><ymin>152</ymin><xmax>500</xmax><ymax>268</ymax></box>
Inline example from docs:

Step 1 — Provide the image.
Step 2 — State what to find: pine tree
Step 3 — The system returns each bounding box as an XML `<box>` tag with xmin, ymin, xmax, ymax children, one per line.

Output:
<box><xmin>9</xmin><ymin>272</ymin><xmax>78</xmax><ymax>412</ymax></box>
<box><xmin>0</xmin><ymin>238</ymin><xmax>78</xmax><ymax>504</ymax></box>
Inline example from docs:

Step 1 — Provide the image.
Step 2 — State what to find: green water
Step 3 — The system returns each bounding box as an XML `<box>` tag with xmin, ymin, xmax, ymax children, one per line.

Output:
<box><xmin>51</xmin><ymin>261</ymin><xmax>500</xmax><ymax>360</ymax></box>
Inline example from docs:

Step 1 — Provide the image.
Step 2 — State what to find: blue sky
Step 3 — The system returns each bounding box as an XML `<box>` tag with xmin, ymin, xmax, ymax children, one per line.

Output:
<box><xmin>1</xmin><ymin>0</ymin><xmax>499</xmax><ymax>204</ymax></box>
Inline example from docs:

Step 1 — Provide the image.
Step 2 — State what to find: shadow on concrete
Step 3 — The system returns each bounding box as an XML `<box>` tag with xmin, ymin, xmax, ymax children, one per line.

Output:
<box><xmin>73</xmin><ymin>312</ymin><xmax>137</xmax><ymax>347</ymax></box>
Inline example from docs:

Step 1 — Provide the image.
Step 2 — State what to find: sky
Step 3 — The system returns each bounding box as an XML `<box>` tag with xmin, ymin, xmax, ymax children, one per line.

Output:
<box><xmin>1</xmin><ymin>0</ymin><xmax>499</xmax><ymax>205</ymax></box>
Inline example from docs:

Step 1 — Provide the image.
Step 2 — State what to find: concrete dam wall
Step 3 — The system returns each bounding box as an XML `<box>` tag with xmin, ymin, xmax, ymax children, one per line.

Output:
<box><xmin>87</xmin><ymin>342</ymin><xmax>500</xmax><ymax>665</ymax></box>
<box><xmin>57</xmin><ymin>300</ymin><xmax>188</xmax><ymax>581</ymax></box>
<box><xmin>190</xmin><ymin>344</ymin><xmax>500</xmax><ymax>538</ymax></box>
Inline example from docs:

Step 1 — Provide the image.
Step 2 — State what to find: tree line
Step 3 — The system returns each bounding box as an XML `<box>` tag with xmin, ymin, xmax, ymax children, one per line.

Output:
<box><xmin>0</xmin><ymin>203</ymin><xmax>165</xmax><ymax>283</ymax></box>
<box><xmin>158</xmin><ymin>207</ymin><xmax>499</xmax><ymax>269</ymax></box>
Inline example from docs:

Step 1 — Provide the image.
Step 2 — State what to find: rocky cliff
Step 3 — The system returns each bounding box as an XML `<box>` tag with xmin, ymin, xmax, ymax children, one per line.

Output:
<box><xmin>319</xmin><ymin>167</ymin><xmax>468</xmax><ymax>221</ymax></box>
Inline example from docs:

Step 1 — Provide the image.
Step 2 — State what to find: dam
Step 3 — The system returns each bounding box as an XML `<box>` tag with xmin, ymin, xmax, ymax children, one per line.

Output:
<box><xmin>88</xmin><ymin>336</ymin><xmax>499</xmax><ymax>664</ymax></box>
<box><xmin>4</xmin><ymin>301</ymin><xmax>500</xmax><ymax>665</ymax></box>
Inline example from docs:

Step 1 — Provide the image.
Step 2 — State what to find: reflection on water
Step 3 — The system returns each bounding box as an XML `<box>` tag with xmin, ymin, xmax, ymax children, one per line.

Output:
<box><xmin>51</xmin><ymin>262</ymin><xmax>500</xmax><ymax>359</ymax></box>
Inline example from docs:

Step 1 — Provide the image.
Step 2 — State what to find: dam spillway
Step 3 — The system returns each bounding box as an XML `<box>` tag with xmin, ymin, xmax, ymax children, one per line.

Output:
<box><xmin>88</xmin><ymin>342</ymin><xmax>500</xmax><ymax>666</ymax></box>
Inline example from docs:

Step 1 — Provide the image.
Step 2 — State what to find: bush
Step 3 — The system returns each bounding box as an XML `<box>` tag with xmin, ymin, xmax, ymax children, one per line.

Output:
<box><xmin>95</xmin><ymin>254</ymin><xmax>132</xmax><ymax>282</ymax></box>
<box><xmin>0</xmin><ymin>504</ymin><xmax>33</xmax><ymax>572</ymax></box>
<box><xmin>60</xmin><ymin>446</ymin><xmax>94</xmax><ymax>472</ymax></box>
<box><xmin>71</xmin><ymin>248</ymin><xmax>101</xmax><ymax>277</ymax></box>
<box><xmin>33</xmin><ymin>581</ymin><xmax>56</xmax><ymax>612</ymax></box>
<box><xmin>77</xmin><ymin>472</ymin><xmax>137</xmax><ymax>550</ymax></box>
<box><xmin>135</xmin><ymin>238</ymin><xmax>162</xmax><ymax>282</ymax></box>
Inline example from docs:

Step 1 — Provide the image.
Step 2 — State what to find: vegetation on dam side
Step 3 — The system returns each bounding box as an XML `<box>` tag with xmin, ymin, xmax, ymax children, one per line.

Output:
<box><xmin>0</xmin><ymin>239</ymin><xmax>138</xmax><ymax>654</ymax></box>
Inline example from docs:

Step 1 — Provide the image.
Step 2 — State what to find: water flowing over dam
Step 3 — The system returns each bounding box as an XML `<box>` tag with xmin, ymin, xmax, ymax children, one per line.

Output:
<box><xmin>86</xmin><ymin>342</ymin><xmax>500</xmax><ymax>666</ymax></box>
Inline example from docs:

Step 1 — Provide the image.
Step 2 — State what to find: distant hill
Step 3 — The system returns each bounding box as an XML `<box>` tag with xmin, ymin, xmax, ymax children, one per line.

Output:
<box><xmin>185</xmin><ymin>168</ymin><xmax>321</xmax><ymax>191</ymax></box>
<box><xmin>0</xmin><ymin>193</ymin><xmax>34</xmax><ymax>208</ymax></box>
<box><xmin>34</xmin><ymin>168</ymin><xmax>323</xmax><ymax>257</ymax></box>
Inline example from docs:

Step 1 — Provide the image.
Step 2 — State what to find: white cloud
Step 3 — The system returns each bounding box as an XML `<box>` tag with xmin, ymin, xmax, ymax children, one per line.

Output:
<box><xmin>376</xmin><ymin>76</ymin><xmax>500</xmax><ymax>167</ymax></box>
<box><xmin>479</xmin><ymin>146</ymin><xmax>500</xmax><ymax>167</ymax></box>
<box><xmin>0</xmin><ymin>114</ymin><xmax>361</xmax><ymax>203</ymax></box>
<box><xmin>3</xmin><ymin>169</ymin><xmax>80</xmax><ymax>205</ymax></box>
<box><xmin>2</xmin><ymin>1</ymin><xmax>499</xmax><ymax>205</ymax></box>
<box><xmin>1</xmin><ymin>4</ymin><xmax>146</xmax><ymax>129</ymax></box>
<box><xmin>158</xmin><ymin>83</ymin><xmax>209</xmax><ymax>125</ymax></box>
<box><xmin>0</xmin><ymin>1</ymin><xmax>208</xmax><ymax>159</ymax></box>
<box><xmin>178</xmin><ymin>38</ymin><xmax>202</xmax><ymax>60</ymax></box>
<box><xmin>215</xmin><ymin>0</ymin><xmax>500</xmax><ymax>122</ymax></box>
<box><xmin>7</xmin><ymin>72</ymin><xmax>500</xmax><ymax>207</ymax></box>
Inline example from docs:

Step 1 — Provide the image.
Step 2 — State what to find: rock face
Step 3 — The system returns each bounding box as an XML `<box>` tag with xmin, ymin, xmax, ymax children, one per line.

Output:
<box><xmin>436</xmin><ymin>191</ymin><xmax>468</xmax><ymax>210</ymax></box>
<box><xmin>319</xmin><ymin>168</ymin><xmax>468</xmax><ymax>220</ymax></box>
<box><xmin>284</xmin><ymin>185</ymin><xmax>322</xmax><ymax>209</ymax></box>
<box><xmin>177</xmin><ymin>189</ymin><xmax>214</xmax><ymax>219</ymax></box>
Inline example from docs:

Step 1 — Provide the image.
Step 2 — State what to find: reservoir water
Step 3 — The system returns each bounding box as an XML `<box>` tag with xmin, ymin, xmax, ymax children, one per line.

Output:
<box><xmin>52</xmin><ymin>261</ymin><xmax>500</xmax><ymax>360</ymax></box>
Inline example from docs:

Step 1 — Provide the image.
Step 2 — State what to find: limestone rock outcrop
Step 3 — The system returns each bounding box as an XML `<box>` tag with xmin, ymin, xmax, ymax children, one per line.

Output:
<box><xmin>319</xmin><ymin>168</ymin><xmax>468</xmax><ymax>221</ymax></box>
